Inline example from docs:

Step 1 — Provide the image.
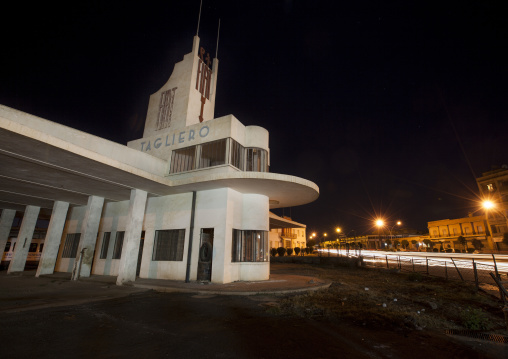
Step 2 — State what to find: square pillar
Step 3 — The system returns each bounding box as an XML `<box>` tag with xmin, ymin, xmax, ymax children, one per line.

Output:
<box><xmin>0</xmin><ymin>209</ymin><xmax>16</xmax><ymax>260</ymax></box>
<box><xmin>8</xmin><ymin>206</ymin><xmax>40</xmax><ymax>274</ymax></box>
<box><xmin>116</xmin><ymin>189</ymin><xmax>147</xmax><ymax>285</ymax></box>
<box><xmin>72</xmin><ymin>196</ymin><xmax>104</xmax><ymax>280</ymax></box>
<box><xmin>36</xmin><ymin>201</ymin><xmax>69</xmax><ymax>277</ymax></box>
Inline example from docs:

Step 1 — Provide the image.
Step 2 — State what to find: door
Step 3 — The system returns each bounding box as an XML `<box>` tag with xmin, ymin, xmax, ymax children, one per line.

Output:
<box><xmin>197</xmin><ymin>228</ymin><xmax>214</xmax><ymax>281</ymax></box>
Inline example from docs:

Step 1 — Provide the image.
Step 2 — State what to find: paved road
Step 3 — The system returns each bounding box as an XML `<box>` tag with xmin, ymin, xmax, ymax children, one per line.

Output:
<box><xmin>2</xmin><ymin>290</ymin><xmax>506</xmax><ymax>359</ymax></box>
<box><xmin>1</xmin><ymin>266</ymin><xmax>507</xmax><ymax>358</ymax></box>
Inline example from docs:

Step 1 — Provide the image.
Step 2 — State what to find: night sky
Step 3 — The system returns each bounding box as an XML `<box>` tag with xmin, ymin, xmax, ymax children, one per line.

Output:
<box><xmin>2</xmin><ymin>1</ymin><xmax>507</xmax><ymax>236</ymax></box>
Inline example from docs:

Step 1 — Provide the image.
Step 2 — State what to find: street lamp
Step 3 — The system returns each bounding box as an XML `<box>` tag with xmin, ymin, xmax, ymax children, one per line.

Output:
<box><xmin>389</xmin><ymin>221</ymin><xmax>402</xmax><ymax>240</ymax></box>
<box><xmin>482</xmin><ymin>200</ymin><xmax>498</xmax><ymax>251</ymax></box>
<box><xmin>376</xmin><ymin>219</ymin><xmax>384</xmax><ymax>250</ymax></box>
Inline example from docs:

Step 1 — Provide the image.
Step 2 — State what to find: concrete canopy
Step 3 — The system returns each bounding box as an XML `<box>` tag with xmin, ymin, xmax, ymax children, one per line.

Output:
<box><xmin>0</xmin><ymin>106</ymin><xmax>319</xmax><ymax>211</ymax></box>
<box><xmin>269</xmin><ymin>212</ymin><xmax>306</xmax><ymax>229</ymax></box>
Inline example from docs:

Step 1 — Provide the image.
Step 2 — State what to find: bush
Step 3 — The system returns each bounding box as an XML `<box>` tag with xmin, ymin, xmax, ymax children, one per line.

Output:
<box><xmin>270</xmin><ymin>248</ymin><xmax>278</xmax><ymax>257</ymax></box>
<box><xmin>294</xmin><ymin>247</ymin><xmax>301</xmax><ymax>256</ymax></box>
<box><xmin>277</xmin><ymin>247</ymin><xmax>286</xmax><ymax>257</ymax></box>
<box><xmin>286</xmin><ymin>248</ymin><xmax>293</xmax><ymax>256</ymax></box>
<box><xmin>461</xmin><ymin>307</ymin><xmax>488</xmax><ymax>330</ymax></box>
<box><xmin>432</xmin><ymin>248</ymin><xmax>438</xmax><ymax>252</ymax></box>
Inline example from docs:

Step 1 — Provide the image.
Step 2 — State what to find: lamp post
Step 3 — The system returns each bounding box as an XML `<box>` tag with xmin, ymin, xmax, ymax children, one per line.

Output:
<box><xmin>389</xmin><ymin>221</ymin><xmax>402</xmax><ymax>240</ymax></box>
<box><xmin>483</xmin><ymin>200</ymin><xmax>499</xmax><ymax>252</ymax></box>
<box><xmin>376</xmin><ymin>219</ymin><xmax>384</xmax><ymax>250</ymax></box>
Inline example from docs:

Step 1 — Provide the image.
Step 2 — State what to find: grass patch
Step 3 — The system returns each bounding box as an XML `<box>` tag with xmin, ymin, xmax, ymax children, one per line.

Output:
<box><xmin>269</xmin><ymin>263</ymin><xmax>506</xmax><ymax>332</ymax></box>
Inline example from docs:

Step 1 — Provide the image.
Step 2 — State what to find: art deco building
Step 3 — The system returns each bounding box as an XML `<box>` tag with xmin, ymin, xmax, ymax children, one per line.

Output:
<box><xmin>0</xmin><ymin>35</ymin><xmax>319</xmax><ymax>284</ymax></box>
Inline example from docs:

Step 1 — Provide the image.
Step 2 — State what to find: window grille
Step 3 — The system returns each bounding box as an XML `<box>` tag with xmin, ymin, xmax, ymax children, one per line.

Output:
<box><xmin>100</xmin><ymin>232</ymin><xmax>111</xmax><ymax>259</ymax></box>
<box><xmin>231</xmin><ymin>229</ymin><xmax>268</xmax><ymax>262</ymax></box>
<box><xmin>62</xmin><ymin>233</ymin><xmax>81</xmax><ymax>258</ymax></box>
<box><xmin>198</xmin><ymin>139</ymin><xmax>227</xmax><ymax>169</ymax></box>
<box><xmin>170</xmin><ymin>146</ymin><xmax>196</xmax><ymax>174</ymax></box>
<box><xmin>156</xmin><ymin>87</ymin><xmax>177</xmax><ymax>130</ymax></box>
<box><xmin>152</xmin><ymin>229</ymin><xmax>186</xmax><ymax>261</ymax></box>
<box><xmin>230</xmin><ymin>139</ymin><xmax>245</xmax><ymax>170</ymax></box>
<box><xmin>112</xmin><ymin>232</ymin><xmax>125</xmax><ymax>259</ymax></box>
<box><xmin>246</xmin><ymin>148</ymin><xmax>268</xmax><ymax>172</ymax></box>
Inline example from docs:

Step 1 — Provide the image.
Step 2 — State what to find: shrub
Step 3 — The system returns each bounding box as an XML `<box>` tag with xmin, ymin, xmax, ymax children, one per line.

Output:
<box><xmin>277</xmin><ymin>247</ymin><xmax>286</xmax><ymax>256</ymax></box>
<box><xmin>432</xmin><ymin>248</ymin><xmax>438</xmax><ymax>252</ymax></box>
<box><xmin>270</xmin><ymin>248</ymin><xmax>278</xmax><ymax>257</ymax></box>
<box><xmin>401</xmin><ymin>239</ymin><xmax>409</xmax><ymax>249</ymax></box>
<box><xmin>294</xmin><ymin>247</ymin><xmax>301</xmax><ymax>256</ymax></box>
<box><xmin>461</xmin><ymin>307</ymin><xmax>488</xmax><ymax>330</ymax></box>
<box><xmin>286</xmin><ymin>248</ymin><xmax>293</xmax><ymax>256</ymax></box>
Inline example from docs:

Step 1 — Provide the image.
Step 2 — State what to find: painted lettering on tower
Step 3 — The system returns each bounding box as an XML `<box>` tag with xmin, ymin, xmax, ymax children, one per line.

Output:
<box><xmin>156</xmin><ymin>87</ymin><xmax>177</xmax><ymax>130</ymax></box>
<box><xmin>196</xmin><ymin>47</ymin><xmax>212</xmax><ymax>123</ymax></box>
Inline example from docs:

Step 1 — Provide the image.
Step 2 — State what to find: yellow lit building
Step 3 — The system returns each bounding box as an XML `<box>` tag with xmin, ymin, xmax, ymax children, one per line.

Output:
<box><xmin>427</xmin><ymin>214</ymin><xmax>491</xmax><ymax>251</ymax></box>
<box><xmin>268</xmin><ymin>212</ymin><xmax>306</xmax><ymax>250</ymax></box>
<box><xmin>477</xmin><ymin>166</ymin><xmax>508</xmax><ymax>250</ymax></box>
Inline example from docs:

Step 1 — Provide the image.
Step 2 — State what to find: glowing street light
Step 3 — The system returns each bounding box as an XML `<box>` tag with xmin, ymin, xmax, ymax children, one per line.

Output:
<box><xmin>376</xmin><ymin>219</ymin><xmax>384</xmax><ymax>227</ymax></box>
<box><xmin>483</xmin><ymin>200</ymin><xmax>495</xmax><ymax>210</ymax></box>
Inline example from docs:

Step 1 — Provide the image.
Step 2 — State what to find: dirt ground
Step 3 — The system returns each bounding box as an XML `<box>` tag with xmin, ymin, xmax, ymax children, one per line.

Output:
<box><xmin>1</xmin><ymin>263</ymin><xmax>507</xmax><ymax>358</ymax></box>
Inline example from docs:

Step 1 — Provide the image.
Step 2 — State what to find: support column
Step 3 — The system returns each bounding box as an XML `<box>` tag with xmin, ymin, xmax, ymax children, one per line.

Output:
<box><xmin>36</xmin><ymin>201</ymin><xmax>69</xmax><ymax>277</ymax></box>
<box><xmin>72</xmin><ymin>196</ymin><xmax>104</xmax><ymax>280</ymax></box>
<box><xmin>116</xmin><ymin>189</ymin><xmax>147</xmax><ymax>286</ymax></box>
<box><xmin>0</xmin><ymin>209</ymin><xmax>16</xmax><ymax>260</ymax></box>
<box><xmin>8</xmin><ymin>206</ymin><xmax>40</xmax><ymax>274</ymax></box>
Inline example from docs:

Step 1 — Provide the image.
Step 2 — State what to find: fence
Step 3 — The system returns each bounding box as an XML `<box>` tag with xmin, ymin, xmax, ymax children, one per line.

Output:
<box><xmin>313</xmin><ymin>249</ymin><xmax>507</xmax><ymax>300</ymax></box>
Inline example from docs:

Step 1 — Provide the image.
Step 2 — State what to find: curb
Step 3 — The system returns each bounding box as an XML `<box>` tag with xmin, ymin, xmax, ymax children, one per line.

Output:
<box><xmin>131</xmin><ymin>281</ymin><xmax>332</xmax><ymax>296</ymax></box>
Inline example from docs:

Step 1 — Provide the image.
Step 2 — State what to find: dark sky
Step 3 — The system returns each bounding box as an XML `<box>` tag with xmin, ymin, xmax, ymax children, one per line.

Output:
<box><xmin>2</xmin><ymin>1</ymin><xmax>507</xmax><ymax>236</ymax></box>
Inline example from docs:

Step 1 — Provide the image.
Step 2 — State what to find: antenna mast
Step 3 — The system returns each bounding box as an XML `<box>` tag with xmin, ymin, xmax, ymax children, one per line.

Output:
<box><xmin>196</xmin><ymin>0</ymin><xmax>203</xmax><ymax>36</ymax></box>
<box><xmin>215</xmin><ymin>19</ymin><xmax>221</xmax><ymax>58</ymax></box>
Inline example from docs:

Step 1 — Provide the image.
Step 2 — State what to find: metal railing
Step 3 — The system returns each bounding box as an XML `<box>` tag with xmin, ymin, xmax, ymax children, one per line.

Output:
<box><xmin>315</xmin><ymin>248</ymin><xmax>507</xmax><ymax>299</ymax></box>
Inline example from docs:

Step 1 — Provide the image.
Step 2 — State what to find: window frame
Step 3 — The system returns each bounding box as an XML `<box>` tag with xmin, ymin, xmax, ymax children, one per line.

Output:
<box><xmin>112</xmin><ymin>231</ymin><xmax>125</xmax><ymax>260</ymax></box>
<box><xmin>152</xmin><ymin>229</ymin><xmax>186</xmax><ymax>261</ymax></box>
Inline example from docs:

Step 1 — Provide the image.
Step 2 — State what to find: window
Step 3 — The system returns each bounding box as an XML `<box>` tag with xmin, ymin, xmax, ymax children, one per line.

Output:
<box><xmin>246</xmin><ymin>148</ymin><xmax>268</xmax><ymax>172</ymax></box>
<box><xmin>156</xmin><ymin>87</ymin><xmax>177</xmax><ymax>130</ymax></box>
<box><xmin>62</xmin><ymin>233</ymin><xmax>81</xmax><ymax>258</ymax></box>
<box><xmin>100</xmin><ymin>232</ymin><xmax>111</xmax><ymax>259</ymax></box>
<box><xmin>476</xmin><ymin>226</ymin><xmax>484</xmax><ymax>234</ymax></box>
<box><xmin>464</xmin><ymin>227</ymin><xmax>470</xmax><ymax>234</ymax></box>
<box><xmin>198</xmin><ymin>139</ymin><xmax>227</xmax><ymax>169</ymax></box>
<box><xmin>170</xmin><ymin>146</ymin><xmax>196</xmax><ymax>173</ymax></box>
<box><xmin>487</xmin><ymin>183</ymin><xmax>495</xmax><ymax>192</ymax></box>
<box><xmin>230</xmin><ymin>139</ymin><xmax>245</xmax><ymax>170</ymax></box>
<box><xmin>453</xmin><ymin>228</ymin><xmax>458</xmax><ymax>235</ymax></box>
<box><xmin>4</xmin><ymin>241</ymin><xmax>10</xmax><ymax>252</ymax></box>
<box><xmin>29</xmin><ymin>243</ymin><xmax>38</xmax><ymax>252</ymax></box>
<box><xmin>112</xmin><ymin>232</ymin><xmax>125</xmax><ymax>259</ymax></box>
<box><xmin>232</xmin><ymin>229</ymin><xmax>268</xmax><ymax>262</ymax></box>
<box><xmin>39</xmin><ymin>243</ymin><xmax>44</xmax><ymax>252</ymax></box>
<box><xmin>432</xmin><ymin>230</ymin><xmax>438</xmax><ymax>237</ymax></box>
<box><xmin>441</xmin><ymin>229</ymin><xmax>448</xmax><ymax>236</ymax></box>
<box><xmin>152</xmin><ymin>229</ymin><xmax>186</xmax><ymax>261</ymax></box>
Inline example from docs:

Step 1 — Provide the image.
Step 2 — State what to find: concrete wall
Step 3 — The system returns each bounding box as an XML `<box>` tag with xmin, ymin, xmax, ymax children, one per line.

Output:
<box><xmin>54</xmin><ymin>206</ymin><xmax>86</xmax><ymax>273</ymax></box>
<box><xmin>55</xmin><ymin>189</ymin><xmax>270</xmax><ymax>284</ymax></box>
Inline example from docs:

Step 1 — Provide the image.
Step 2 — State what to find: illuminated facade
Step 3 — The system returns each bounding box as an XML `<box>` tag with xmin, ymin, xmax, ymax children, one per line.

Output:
<box><xmin>477</xmin><ymin>166</ymin><xmax>508</xmax><ymax>250</ymax></box>
<box><xmin>0</xmin><ymin>36</ymin><xmax>319</xmax><ymax>284</ymax></box>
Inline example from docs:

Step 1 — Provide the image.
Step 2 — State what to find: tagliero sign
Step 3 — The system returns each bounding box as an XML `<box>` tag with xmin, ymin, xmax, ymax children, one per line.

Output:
<box><xmin>140</xmin><ymin>125</ymin><xmax>210</xmax><ymax>152</ymax></box>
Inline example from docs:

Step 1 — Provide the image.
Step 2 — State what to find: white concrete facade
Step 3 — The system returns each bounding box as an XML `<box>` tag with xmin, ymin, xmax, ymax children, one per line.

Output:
<box><xmin>0</xmin><ymin>35</ymin><xmax>318</xmax><ymax>285</ymax></box>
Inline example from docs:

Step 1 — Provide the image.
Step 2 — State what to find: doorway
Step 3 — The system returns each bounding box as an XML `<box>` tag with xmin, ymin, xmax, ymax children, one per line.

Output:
<box><xmin>197</xmin><ymin>228</ymin><xmax>214</xmax><ymax>281</ymax></box>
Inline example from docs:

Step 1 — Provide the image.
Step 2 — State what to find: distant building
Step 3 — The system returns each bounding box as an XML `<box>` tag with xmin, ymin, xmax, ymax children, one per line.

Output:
<box><xmin>427</xmin><ymin>214</ymin><xmax>489</xmax><ymax>251</ymax></box>
<box><xmin>268</xmin><ymin>213</ymin><xmax>306</xmax><ymax>250</ymax></box>
<box><xmin>477</xmin><ymin>166</ymin><xmax>508</xmax><ymax>250</ymax></box>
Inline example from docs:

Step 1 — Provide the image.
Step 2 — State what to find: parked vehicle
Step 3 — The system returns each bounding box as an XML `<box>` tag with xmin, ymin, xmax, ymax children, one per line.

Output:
<box><xmin>1</xmin><ymin>237</ymin><xmax>45</xmax><ymax>270</ymax></box>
